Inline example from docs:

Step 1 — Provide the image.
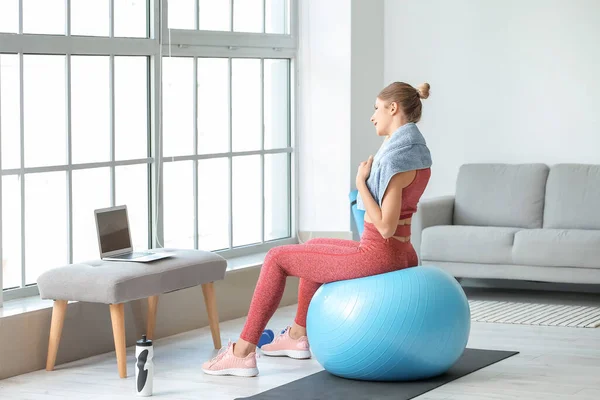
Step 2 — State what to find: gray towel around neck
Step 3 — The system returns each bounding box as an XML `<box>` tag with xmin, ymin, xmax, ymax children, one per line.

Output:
<box><xmin>356</xmin><ymin>122</ymin><xmax>432</xmax><ymax>211</ymax></box>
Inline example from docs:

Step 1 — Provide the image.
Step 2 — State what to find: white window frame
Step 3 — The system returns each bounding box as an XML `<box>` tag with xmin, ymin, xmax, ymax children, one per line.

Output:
<box><xmin>161</xmin><ymin>0</ymin><xmax>296</xmax><ymax>52</ymax></box>
<box><xmin>0</xmin><ymin>0</ymin><xmax>299</xmax><ymax>306</ymax></box>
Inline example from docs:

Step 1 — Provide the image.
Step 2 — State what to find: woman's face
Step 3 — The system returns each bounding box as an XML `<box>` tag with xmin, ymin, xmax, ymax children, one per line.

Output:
<box><xmin>370</xmin><ymin>97</ymin><xmax>395</xmax><ymax>137</ymax></box>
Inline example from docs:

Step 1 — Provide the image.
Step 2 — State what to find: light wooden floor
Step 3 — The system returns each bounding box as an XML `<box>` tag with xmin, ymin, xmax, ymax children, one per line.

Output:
<box><xmin>1</xmin><ymin>288</ymin><xmax>600</xmax><ymax>400</ymax></box>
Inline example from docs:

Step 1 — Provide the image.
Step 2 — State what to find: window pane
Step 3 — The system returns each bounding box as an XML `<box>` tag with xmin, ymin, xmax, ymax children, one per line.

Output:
<box><xmin>198</xmin><ymin>158</ymin><xmax>228</xmax><ymax>251</ymax></box>
<box><xmin>71</xmin><ymin>0</ymin><xmax>109</xmax><ymax>37</ymax></box>
<box><xmin>116</xmin><ymin>164</ymin><xmax>149</xmax><ymax>251</ymax></box>
<box><xmin>72</xmin><ymin>168</ymin><xmax>110</xmax><ymax>263</ymax></box>
<box><xmin>163</xmin><ymin>161</ymin><xmax>194</xmax><ymax>249</ymax></box>
<box><xmin>2</xmin><ymin>176</ymin><xmax>21</xmax><ymax>289</ymax></box>
<box><xmin>198</xmin><ymin>58</ymin><xmax>229</xmax><ymax>154</ymax></box>
<box><xmin>23</xmin><ymin>0</ymin><xmax>65</xmax><ymax>35</ymax></box>
<box><xmin>0</xmin><ymin>0</ymin><xmax>19</xmax><ymax>33</ymax></box>
<box><xmin>24</xmin><ymin>55</ymin><xmax>66</xmax><ymax>168</ymax></box>
<box><xmin>25</xmin><ymin>172</ymin><xmax>67</xmax><ymax>285</ymax></box>
<box><xmin>163</xmin><ymin>57</ymin><xmax>194</xmax><ymax>157</ymax></box>
<box><xmin>114</xmin><ymin>0</ymin><xmax>148</xmax><ymax>38</ymax></box>
<box><xmin>266</xmin><ymin>0</ymin><xmax>288</xmax><ymax>34</ymax></box>
<box><xmin>168</xmin><ymin>0</ymin><xmax>195</xmax><ymax>30</ymax></box>
<box><xmin>115</xmin><ymin>56</ymin><xmax>148</xmax><ymax>161</ymax></box>
<box><xmin>232</xmin><ymin>155</ymin><xmax>260</xmax><ymax>246</ymax></box>
<box><xmin>1</xmin><ymin>54</ymin><xmax>20</xmax><ymax>170</ymax></box>
<box><xmin>233</xmin><ymin>0</ymin><xmax>263</xmax><ymax>33</ymax></box>
<box><xmin>264</xmin><ymin>59</ymin><xmax>289</xmax><ymax>149</ymax></box>
<box><xmin>265</xmin><ymin>153</ymin><xmax>289</xmax><ymax>241</ymax></box>
<box><xmin>72</xmin><ymin>56</ymin><xmax>110</xmax><ymax>164</ymax></box>
<box><xmin>199</xmin><ymin>0</ymin><xmax>230</xmax><ymax>31</ymax></box>
<box><xmin>232</xmin><ymin>59</ymin><xmax>261</xmax><ymax>152</ymax></box>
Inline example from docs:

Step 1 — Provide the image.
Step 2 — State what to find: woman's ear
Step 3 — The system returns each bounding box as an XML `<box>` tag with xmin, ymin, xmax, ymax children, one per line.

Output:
<box><xmin>389</xmin><ymin>101</ymin><xmax>398</xmax><ymax>115</ymax></box>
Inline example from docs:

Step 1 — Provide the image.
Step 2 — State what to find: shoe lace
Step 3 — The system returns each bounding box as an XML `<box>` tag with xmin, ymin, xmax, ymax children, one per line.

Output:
<box><xmin>273</xmin><ymin>326</ymin><xmax>291</xmax><ymax>343</ymax></box>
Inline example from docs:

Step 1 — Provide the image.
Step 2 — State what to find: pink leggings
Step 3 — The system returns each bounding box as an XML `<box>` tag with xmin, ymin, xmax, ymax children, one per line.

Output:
<box><xmin>239</xmin><ymin>222</ymin><xmax>419</xmax><ymax>345</ymax></box>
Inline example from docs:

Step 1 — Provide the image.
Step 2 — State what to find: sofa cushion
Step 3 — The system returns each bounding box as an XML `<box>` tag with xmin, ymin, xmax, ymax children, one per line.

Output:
<box><xmin>421</xmin><ymin>261</ymin><xmax>600</xmax><ymax>284</ymax></box>
<box><xmin>453</xmin><ymin>163</ymin><xmax>549</xmax><ymax>228</ymax></box>
<box><xmin>543</xmin><ymin>164</ymin><xmax>600</xmax><ymax>229</ymax></box>
<box><xmin>420</xmin><ymin>225</ymin><xmax>520</xmax><ymax>264</ymax></box>
<box><xmin>513</xmin><ymin>229</ymin><xmax>600</xmax><ymax>269</ymax></box>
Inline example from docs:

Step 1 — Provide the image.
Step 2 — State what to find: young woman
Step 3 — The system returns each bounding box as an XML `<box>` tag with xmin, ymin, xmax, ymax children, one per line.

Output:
<box><xmin>202</xmin><ymin>82</ymin><xmax>433</xmax><ymax>377</ymax></box>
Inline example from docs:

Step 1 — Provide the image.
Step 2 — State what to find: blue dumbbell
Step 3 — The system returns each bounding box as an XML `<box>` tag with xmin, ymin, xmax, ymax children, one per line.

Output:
<box><xmin>257</xmin><ymin>329</ymin><xmax>275</xmax><ymax>348</ymax></box>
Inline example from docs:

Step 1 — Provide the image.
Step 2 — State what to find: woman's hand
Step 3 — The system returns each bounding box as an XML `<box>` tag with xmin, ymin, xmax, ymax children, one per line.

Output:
<box><xmin>356</xmin><ymin>155</ymin><xmax>373</xmax><ymax>186</ymax></box>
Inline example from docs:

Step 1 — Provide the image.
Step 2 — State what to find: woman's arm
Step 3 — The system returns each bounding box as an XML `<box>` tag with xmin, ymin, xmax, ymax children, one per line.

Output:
<box><xmin>357</xmin><ymin>170</ymin><xmax>416</xmax><ymax>239</ymax></box>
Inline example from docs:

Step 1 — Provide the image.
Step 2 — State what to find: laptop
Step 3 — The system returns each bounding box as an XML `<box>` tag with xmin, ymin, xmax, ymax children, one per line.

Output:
<box><xmin>94</xmin><ymin>205</ymin><xmax>172</xmax><ymax>262</ymax></box>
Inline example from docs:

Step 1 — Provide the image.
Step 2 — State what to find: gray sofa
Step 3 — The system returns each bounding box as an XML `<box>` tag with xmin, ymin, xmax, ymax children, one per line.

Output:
<box><xmin>412</xmin><ymin>163</ymin><xmax>600</xmax><ymax>284</ymax></box>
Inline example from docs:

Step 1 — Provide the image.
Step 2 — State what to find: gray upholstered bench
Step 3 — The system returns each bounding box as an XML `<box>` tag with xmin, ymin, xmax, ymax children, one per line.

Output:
<box><xmin>37</xmin><ymin>249</ymin><xmax>227</xmax><ymax>378</ymax></box>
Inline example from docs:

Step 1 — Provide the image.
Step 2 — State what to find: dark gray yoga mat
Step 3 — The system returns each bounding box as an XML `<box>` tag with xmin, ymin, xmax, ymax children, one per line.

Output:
<box><xmin>236</xmin><ymin>348</ymin><xmax>518</xmax><ymax>400</ymax></box>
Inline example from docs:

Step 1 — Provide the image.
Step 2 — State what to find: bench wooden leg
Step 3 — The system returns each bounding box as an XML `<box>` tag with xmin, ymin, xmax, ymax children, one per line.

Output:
<box><xmin>109</xmin><ymin>303</ymin><xmax>127</xmax><ymax>378</ymax></box>
<box><xmin>46</xmin><ymin>300</ymin><xmax>68</xmax><ymax>371</ymax></box>
<box><xmin>147</xmin><ymin>295</ymin><xmax>159</xmax><ymax>340</ymax></box>
<box><xmin>201</xmin><ymin>282</ymin><xmax>222</xmax><ymax>349</ymax></box>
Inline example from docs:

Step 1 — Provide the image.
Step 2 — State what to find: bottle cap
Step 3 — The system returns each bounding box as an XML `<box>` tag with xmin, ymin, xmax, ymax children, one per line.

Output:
<box><xmin>137</xmin><ymin>334</ymin><xmax>153</xmax><ymax>347</ymax></box>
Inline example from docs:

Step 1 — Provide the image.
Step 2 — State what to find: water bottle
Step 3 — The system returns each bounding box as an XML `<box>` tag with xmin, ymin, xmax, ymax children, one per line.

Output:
<box><xmin>135</xmin><ymin>335</ymin><xmax>154</xmax><ymax>396</ymax></box>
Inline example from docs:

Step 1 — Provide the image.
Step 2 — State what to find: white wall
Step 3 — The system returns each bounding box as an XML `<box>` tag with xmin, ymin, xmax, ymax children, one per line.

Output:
<box><xmin>350</xmin><ymin>0</ymin><xmax>385</xmax><ymax>237</ymax></box>
<box><xmin>298</xmin><ymin>0</ymin><xmax>385</xmax><ymax>235</ymax></box>
<box><xmin>297</xmin><ymin>0</ymin><xmax>351</xmax><ymax>232</ymax></box>
<box><xmin>350</xmin><ymin>0</ymin><xmax>385</xmax><ymax>190</ymax></box>
<box><xmin>385</xmin><ymin>0</ymin><xmax>600</xmax><ymax>198</ymax></box>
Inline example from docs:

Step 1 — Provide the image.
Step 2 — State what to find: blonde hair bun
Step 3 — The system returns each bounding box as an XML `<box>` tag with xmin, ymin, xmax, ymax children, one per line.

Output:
<box><xmin>416</xmin><ymin>83</ymin><xmax>430</xmax><ymax>99</ymax></box>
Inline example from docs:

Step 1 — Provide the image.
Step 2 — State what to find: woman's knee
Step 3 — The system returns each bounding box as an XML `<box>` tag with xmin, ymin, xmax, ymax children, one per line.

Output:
<box><xmin>266</xmin><ymin>246</ymin><xmax>283</xmax><ymax>258</ymax></box>
<box><xmin>264</xmin><ymin>244</ymin><xmax>302</xmax><ymax>271</ymax></box>
<box><xmin>264</xmin><ymin>246</ymin><xmax>288</xmax><ymax>266</ymax></box>
<box><xmin>267</xmin><ymin>244</ymin><xmax>300</xmax><ymax>256</ymax></box>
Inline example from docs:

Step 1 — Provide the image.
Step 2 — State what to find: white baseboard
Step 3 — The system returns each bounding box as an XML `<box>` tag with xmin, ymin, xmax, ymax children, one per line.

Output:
<box><xmin>297</xmin><ymin>231</ymin><xmax>354</xmax><ymax>243</ymax></box>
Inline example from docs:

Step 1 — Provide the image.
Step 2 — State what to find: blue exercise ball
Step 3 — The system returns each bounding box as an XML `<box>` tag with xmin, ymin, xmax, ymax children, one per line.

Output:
<box><xmin>306</xmin><ymin>265</ymin><xmax>471</xmax><ymax>381</ymax></box>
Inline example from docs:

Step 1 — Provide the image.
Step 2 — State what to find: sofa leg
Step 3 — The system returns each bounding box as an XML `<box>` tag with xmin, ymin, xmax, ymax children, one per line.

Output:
<box><xmin>147</xmin><ymin>295</ymin><xmax>159</xmax><ymax>340</ymax></box>
<box><xmin>46</xmin><ymin>300</ymin><xmax>68</xmax><ymax>371</ymax></box>
<box><xmin>109</xmin><ymin>303</ymin><xmax>127</xmax><ymax>379</ymax></box>
<box><xmin>201</xmin><ymin>282</ymin><xmax>222</xmax><ymax>349</ymax></box>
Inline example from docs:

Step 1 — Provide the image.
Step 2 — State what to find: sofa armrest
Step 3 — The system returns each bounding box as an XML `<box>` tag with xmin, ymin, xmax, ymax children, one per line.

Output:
<box><xmin>412</xmin><ymin>195</ymin><xmax>455</xmax><ymax>263</ymax></box>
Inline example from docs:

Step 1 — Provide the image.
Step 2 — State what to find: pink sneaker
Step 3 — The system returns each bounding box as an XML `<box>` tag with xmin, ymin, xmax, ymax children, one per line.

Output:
<box><xmin>202</xmin><ymin>341</ymin><xmax>259</xmax><ymax>377</ymax></box>
<box><xmin>260</xmin><ymin>326</ymin><xmax>312</xmax><ymax>359</ymax></box>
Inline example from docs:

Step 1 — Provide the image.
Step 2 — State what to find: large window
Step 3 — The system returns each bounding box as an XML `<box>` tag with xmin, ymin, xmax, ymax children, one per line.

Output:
<box><xmin>0</xmin><ymin>0</ymin><xmax>297</xmax><ymax>305</ymax></box>
<box><xmin>161</xmin><ymin>56</ymin><xmax>291</xmax><ymax>251</ymax></box>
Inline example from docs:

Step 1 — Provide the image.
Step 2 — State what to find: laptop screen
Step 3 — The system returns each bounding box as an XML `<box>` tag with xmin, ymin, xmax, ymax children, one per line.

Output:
<box><xmin>96</xmin><ymin>208</ymin><xmax>132</xmax><ymax>254</ymax></box>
